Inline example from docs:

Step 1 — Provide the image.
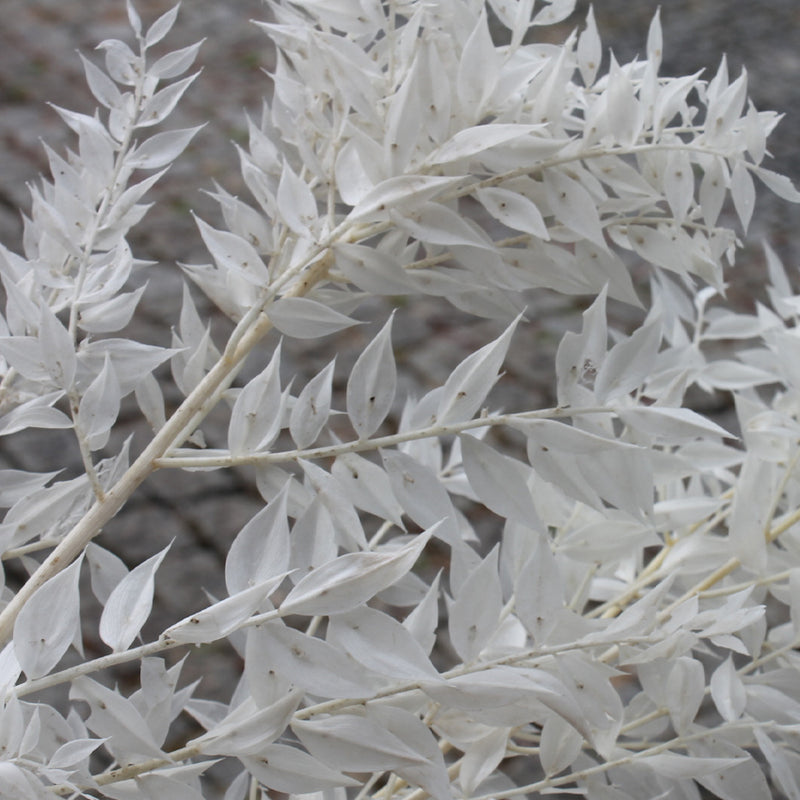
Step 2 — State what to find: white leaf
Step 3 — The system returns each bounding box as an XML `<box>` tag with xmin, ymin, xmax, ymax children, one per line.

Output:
<box><xmin>557</xmin><ymin>653</ymin><xmax>622</xmax><ymax>757</ymax></box>
<box><xmin>460</xmin><ymin>727</ymin><xmax>510</xmax><ymax>794</ymax></box>
<box><xmin>167</xmin><ymin>574</ymin><xmax>287</xmax><ymax>645</ymax></box>
<box><xmin>69</xmin><ymin>675</ymin><xmax>165</xmax><ymax>759</ymax></box>
<box><xmin>277</xmin><ymin>162</ymin><xmax>318</xmax><ymax>235</ymax></box>
<box><xmin>254</xmin><ymin>621</ymin><xmax>380</xmax><ymax>698</ymax></box>
<box><xmin>137</xmin><ymin>73</ymin><xmax>199</xmax><ymax>128</ymax></box>
<box><xmin>606</xmin><ymin>60</ymin><xmax>642</xmax><ymax>146</ymax></box>
<box><xmin>348</xmin><ymin>175</ymin><xmax>463</xmax><ymax>222</ymax></box>
<box><xmin>460</xmin><ymin>434</ymin><xmax>539</xmax><ymax>525</ymax></box>
<box><xmin>80</xmin><ymin>53</ymin><xmax>123</xmax><ymax>110</ymax></box>
<box><xmin>299</xmin><ymin>459</ymin><xmax>368</xmax><ymax>552</ymax></box>
<box><xmin>532</xmin><ymin>0</ymin><xmax>576</xmax><ymax>25</ymax></box>
<box><xmin>403</xmin><ymin>571</ymin><xmax>442</xmax><ymax>655</ymax></box>
<box><xmin>663</xmin><ymin>149</ymin><xmax>693</xmax><ymax>222</ymax></box>
<box><xmin>594</xmin><ymin>321</ymin><xmax>661</xmax><ymax>403</ymax></box>
<box><xmin>729</xmin><ymin>453</ymin><xmax>774</xmax><ymax>573</ymax></box>
<box><xmin>96</xmin><ymin>38</ymin><xmax>139</xmax><ymax>85</ymax></box>
<box><xmin>225</xmin><ymin>483</ymin><xmax>290</xmax><ymax>595</ymax></box>
<box><xmin>39</xmin><ymin>305</ymin><xmax>76</xmax><ymax>390</ymax></box>
<box><xmin>0</xmin><ymin>392</ymin><xmax>72</xmax><ymax>436</ymax></box>
<box><xmin>335</xmin><ymin>136</ymin><xmax>380</xmax><ymax>206</ymax></box>
<box><xmin>334</xmin><ymin>243</ymin><xmax>416</xmax><ymax>295</ymax></box>
<box><xmin>710</xmin><ymin>656</ymin><xmax>747</xmax><ymax>723</ymax></box>
<box><xmin>665</xmin><ymin>656</ymin><xmax>705</xmax><ymax>734</ymax></box>
<box><xmin>150</xmin><ymin>41</ymin><xmax>204</xmax><ymax>80</ymax></box>
<box><xmin>99</xmin><ymin>543</ymin><xmax>170</xmax><ymax>652</ymax></box>
<box><xmin>392</xmin><ymin>202</ymin><xmax>493</xmax><ymax>250</ymax></box>
<box><xmin>754</xmin><ymin>728</ymin><xmax>800</xmax><ymax>800</ymax></box>
<box><xmin>731</xmin><ymin>160</ymin><xmax>756</xmax><ymax>233</ymax></box>
<box><xmin>125</xmin><ymin>0</ymin><xmax>142</xmax><ymax>35</ymax></box>
<box><xmin>281</xmin><ymin>526</ymin><xmax>434</xmax><ymax>616</ymax></box>
<box><xmin>515</xmin><ymin>534</ymin><xmax>563</xmax><ymax>642</ymax></box>
<box><xmin>48</xmin><ymin>737</ymin><xmax>107</xmax><ymax>770</ymax></box>
<box><xmin>457</xmin><ymin>9</ymin><xmax>498</xmax><ymax>112</ymax></box>
<box><xmin>14</xmin><ymin>555</ymin><xmax>83</xmax><ymax>679</ymax></box>
<box><xmin>127</xmin><ymin>126</ymin><xmax>204</xmax><ymax>169</ymax></box>
<box><xmin>328</xmin><ymin>606</ymin><xmax>440</xmax><ymax>681</ymax></box>
<box><xmin>241</xmin><ymin>746</ymin><xmax>358</xmax><ymax>794</ymax></box>
<box><xmin>448</xmin><ymin>546</ymin><xmax>503</xmax><ymax>662</ymax></box>
<box><xmin>617</xmin><ymin>406</ymin><xmax>732</xmax><ymax>443</ymax></box>
<box><xmin>519</xmin><ymin>419</ymin><xmax>653</xmax><ymax>517</ymax></box>
<box><xmin>384</xmin><ymin>52</ymin><xmax>423</xmax><ymax>173</ymax></box>
<box><xmin>425</xmin><ymin>124</ymin><xmax>547</xmax><ymax>166</ymax></box>
<box><xmin>290</xmin><ymin>358</ymin><xmax>335</xmax><ymax>449</ymax></box>
<box><xmin>381</xmin><ymin>451</ymin><xmax>459</xmax><ymax>544</ymax></box>
<box><xmin>228</xmin><ymin>343</ymin><xmax>282</xmax><ymax>455</ymax></box>
<box><xmin>539</xmin><ymin>714</ymin><xmax>583</xmax><ymax>777</ymax></box>
<box><xmin>642</xmin><ymin>753</ymin><xmax>747</xmax><ymax>780</ymax></box>
<box><xmin>0</xmin><ymin>470</ymin><xmax>57</xmax><ymax>510</ymax></box>
<box><xmin>476</xmin><ymin>186</ymin><xmax>549</xmax><ymax>239</ymax></box>
<box><xmin>145</xmin><ymin>3</ymin><xmax>180</xmax><ymax>48</ymax></box>
<box><xmin>292</xmin><ymin>714</ymin><xmax>428</xmax><ymax>774</ymax></box>
<box><xmin>366</xmin><ymin>705</ymin><xmax>452</xmax><ymax>800</ymax></box>
<box><xmin>752</xmin><ymin>165</ymin><xmax>800</xmax><ymax>202</ymax></box>
<box><xmin>576</xmin><ymin>6</ymin><xmax>601</xmax><ymax>87</ymax></box>
<box><xmin>331</xmin><ymin>453</ymin><xmax>405</xmax><ymax>527</ymax></box>
<box><xmin>197</xmin><ymin>693</ymin><xmax>300</xmax><ymax>757</ymax></box>
<box><xmin>437</xmin><ymin>315</ymin><xmax>519</xmax><ymax>425</ymax></box>
<box><xmin>135</xmin><ymin>371</ymin><xmax>167</xmax><ymax>433</ymax></box>
<box><xmin>195</xmin><ymin>216</ymin><xmax>269</xmax><ymax>285</ymax></box>
<box><xmin>79</xmin><ymin>285</ymin><xmax>147</xmax><ymax>333</ymax></box>
<box><xmin>269</xmin><ymin>297</ymin><xmax>360</xmax><ymax>339</ymax></box>
<box><xmin>699</xmin><ymin>156</ymin><xmax>728</xmax><ymax>227</ymax></box>
<box><xmin>77</xmin><ymin>354</ymin><xmax>121</xmax><ymax>451</ymax></box>
<box><xmin>86</xmin><ymin>543</ymin><xmax>128</xmax><ymax>606</ymax></box>
<box><xmin>346</xmin><ymin>314</ymin><xmax>396</xmax><ymax>439</ymax></box>
<box><xmin>544</xmin><ymin>168</ymin><xmax>606</xmax><ymax>249</ymax></box>
<box><xmin>701</xmin><ymin>360</ymin><xmax>776</xmax><ymax>390</ymax></box>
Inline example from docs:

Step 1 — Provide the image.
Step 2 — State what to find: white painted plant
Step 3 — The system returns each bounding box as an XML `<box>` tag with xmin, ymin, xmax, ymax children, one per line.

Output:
<box><xmin>2</xmin><ymin>1</ymin><xmax>800</xmax><ymax>797</ymax></box>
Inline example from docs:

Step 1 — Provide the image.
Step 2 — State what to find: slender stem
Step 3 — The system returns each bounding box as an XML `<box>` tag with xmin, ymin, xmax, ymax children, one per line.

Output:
<box><xmin>0</xmin><ymin>313</ymin><xmax>272</xmax><ymax>647</ymax></box>
<box><xmin>154</xmin><ymin>405</ymin><xmax>612</xmax><ymax>469</ymax></box>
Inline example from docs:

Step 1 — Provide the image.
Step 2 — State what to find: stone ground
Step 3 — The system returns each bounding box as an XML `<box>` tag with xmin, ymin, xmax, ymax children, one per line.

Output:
<box><xmin>0</xmin><ymin>1</ymin><xmax>799</xmax><ymax>796</ymax></box>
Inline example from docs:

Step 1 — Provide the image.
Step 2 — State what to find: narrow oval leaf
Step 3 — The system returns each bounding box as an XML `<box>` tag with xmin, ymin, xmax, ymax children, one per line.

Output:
<box><xmin>99</xmin><ymin>543</ymin><xmax>170</xmax><ymax>653</ymax></box>
<box><xmin>292</xmin><ymin>714</ymin><xmax>428</xmax><ymax>773</ymax></box>
<box><xmin>241</xmin><ymin>746</ymin><xmax>358</xmax><ymax>794</ymax></box>
<box><xmin>544</xmin><ymin>168</ymin><xmax>606</xmax><ymax>249</ymax></box>
<box><xmin>197</xmin><ymin>692</ymin><xmax>300</xmax><ymax>757</ymax></box>
<box><xmin>167</xmin><ymin>575</ymin><xmax>287</xmax><ymax>645</ymax></box>
<box><xmin>448</xmin><ymin>546</ymin><xmax>503</xmax><ymax>662</ymax></box>
<box><xmin>381</xmin><ymin>451</ymin><xmax>459</xmax><ymax>544</ymax></box>
<box><xmin>328</xmin><ymin>606</ymin><xmax>440</xmax><ymax>681</ymax></box>
<box><xmin>515</xmin><ymin>534</ymin><xmax>564</xmax><ymax>642</ymax></box>
<box><xmin>281</xmin><ymin>526</ymin><xmax>434</xmax><ymax>616</ymax></box>
<box><xmin>476</xmin><ymin>186</ymin><xmax>549</xmax><ymax>239</ymax></box>
<box><xmin>346</xmin><ymin>314</ymin><xmax>396</xmax><ymax>439</ymax></box>
<box><xmin>255</xmin><ymin>621</ymin><xmax>380</xmax><ymax>698</ymax></box>
<box><xmin>225</xmin><ymin>483</ymin><xmax>290</xmax><ymax>595</ymax></box>
<box><xmin>269</xmin><ymin>297</ymin><xmax>360</xmax><ymax>339</ymax></box>
<box><xmin>437</xmin><ymin>315</ymin><xmax>520</xmax><ymax>425</ymax></box>
<box><xmin>127</xmin><ymin>125</ymin><xmax>204</xmax><ymax>169</ymax></box>
<box><xmin>228</xmin><ymin>342</ymin><xmax>282</xmax><ymax>455</ymax></box>
<box><xmin>460</xmin><ymin>434</ymin><xmax>539</xmax><ymax>526</ymax></box>
<box><xmin>290</xmin><ymin>358</ymin><xmax>335</xmax><ymax>449</ymax></box>
<box><xmin>14</xmin><ymin>555</ymin><xmax>83</xmax><ymax>679</ymax></box>
<box><xmin>710</xmin><ymin>656</ymin><xmax>747</xmax><ymax>723</ymax></box>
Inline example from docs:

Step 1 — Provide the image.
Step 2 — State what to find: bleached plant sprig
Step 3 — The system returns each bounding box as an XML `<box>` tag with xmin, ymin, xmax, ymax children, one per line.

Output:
<box><xmin>2</xmin><ymin>1</ymin><xmax>800</xmax><ymax>798</ymax></box>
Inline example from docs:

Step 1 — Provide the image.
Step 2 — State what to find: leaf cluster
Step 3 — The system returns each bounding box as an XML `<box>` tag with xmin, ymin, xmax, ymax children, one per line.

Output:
<box><xmin>1</xmin><ymin>2</ymin><xmax>800</xmax><ymax>799</ymax></box>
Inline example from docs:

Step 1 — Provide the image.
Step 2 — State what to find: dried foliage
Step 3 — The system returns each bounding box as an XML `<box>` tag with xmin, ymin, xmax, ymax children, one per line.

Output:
<box><xmin>1</xmin><ymin>1</ymin><xmax>800</xmax><ymax>798</ymax></box>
